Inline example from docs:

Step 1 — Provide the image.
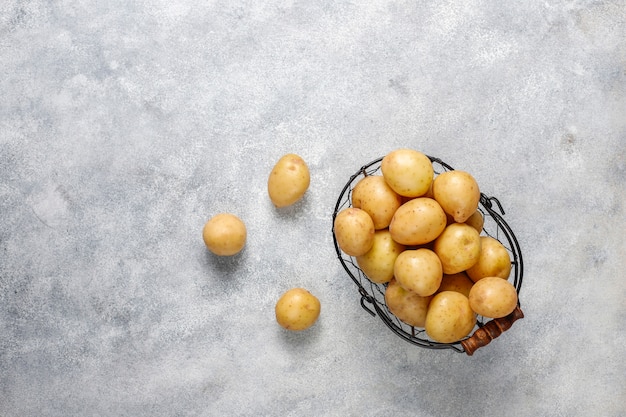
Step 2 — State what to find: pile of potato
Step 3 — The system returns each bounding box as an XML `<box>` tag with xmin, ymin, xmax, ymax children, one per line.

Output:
<box><xmin>334</xmin><ymin>149</ymin><xmax>518</xmax><ymax>343</ymax></box>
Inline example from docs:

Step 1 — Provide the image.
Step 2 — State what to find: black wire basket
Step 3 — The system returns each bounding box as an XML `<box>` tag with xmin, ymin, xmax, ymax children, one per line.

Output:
<box><xmin>332</xmin><ymin>155</ymin><xmax>524</xmax><ymax>355</ymax></box>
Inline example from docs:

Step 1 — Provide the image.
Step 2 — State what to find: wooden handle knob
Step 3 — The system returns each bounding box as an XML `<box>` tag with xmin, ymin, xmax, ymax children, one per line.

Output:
<box><xmin>461</xmin><ymin>306</ymin><xmax>524</xmax><ymax>356</ymax></box>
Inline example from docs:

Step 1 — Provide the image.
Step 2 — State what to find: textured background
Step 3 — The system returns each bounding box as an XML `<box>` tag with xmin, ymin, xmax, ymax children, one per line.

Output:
<box><xmin>1</xmin><ymin>1</ymin><xmax>625</xmax><ymax>416</ymax></box>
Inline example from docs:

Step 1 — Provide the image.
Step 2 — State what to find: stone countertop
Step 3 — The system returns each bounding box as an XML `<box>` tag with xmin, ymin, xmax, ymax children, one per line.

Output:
<box><xmin>1</xmin><ymin>1</ymin><xmax>625</xmax><ymax>416</ymax></box>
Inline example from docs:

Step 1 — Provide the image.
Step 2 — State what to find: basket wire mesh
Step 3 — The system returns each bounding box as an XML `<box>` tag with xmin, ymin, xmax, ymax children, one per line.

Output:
<box><xmin>332</xmin><ymin>156</ymin><xmax>524</xmax><ymax>353</ymax></box>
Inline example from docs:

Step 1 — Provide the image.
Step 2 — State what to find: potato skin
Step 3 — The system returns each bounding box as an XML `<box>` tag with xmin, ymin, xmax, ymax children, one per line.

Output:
<box><xmin>465</xmin><ymin>210</ymin><xmax>484</xmax><ymax>233</ymax></box>
<box><xmin>432</xmin><ymin>170</ymin><xmax>480</xmax><ymax>223</ymax></box>
<box><xmin>425</xmin><ymin>291</ymin><xmax>476</xmax><ymax>343</ymax></box>
<box><xmin>351</xmin><ymin>175</ymin><xmax>402</xmax><ymax>230</ymax></box>
<box><xmin>437</xmin><ymin>272</ymin><xmax>474</xmax><ymax>298</ymax></box>
<box><xmin>466</xmin><ymin>236</ymin><xmax>512</xmax><ymax>282</ymax></box>
<box><xmin>381</xmin><ymin>149</ymin><xmax>434</xmax><ymax>197</ymax></box>
<box><xmin>267</xmin><ymin>153</ymin><xmax>310</xmax><ymax>207</ymax></box>
<box><xmin>385</xmin><ymin>278</ymin><xmax>432</xmax><ymax>328</ymax></box>
<box><xmin>334</xmin><ymin>208</ymin><xmax>375</xmax><ymax>257</ymax></box>
<box><xmin>202</xmin><ymin>213</ymin><xmax>247</xmax><ymax>256</ymax></box>
<box><xmin>389</xmin><ymin>198</ymin><xmax>447</xmax><ymax>246</ymax></box>
<box><xmin>394</xmin><ymin>248</ymin><xmax>443</xmax><ymax>297</ymax></box>
<box><xmin>275</xmin><ymin>288</ymin><xmax>321</xmax><ymax>331</ymax></box>
<box><xmin>433</xmin><ymin>223</ymin><xmax>481</xmax><ymax>274</ymax></box>
<box><xmin>468</xmin><ymin>277</ymin><xmax>518</xmax><ymax>319</ymax></box>
<box><xmin>356</xmin><ymin>229</ymin><xmax>405</xmax><ymax>284</ymax></box>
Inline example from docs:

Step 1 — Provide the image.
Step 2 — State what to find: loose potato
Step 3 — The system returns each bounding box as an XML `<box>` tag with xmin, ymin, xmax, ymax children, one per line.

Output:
<box><xmin>267</xmin><ymin>153</ymin><xmax>310</xmax><ymax>207</ymax></box>
<box><xmin>433</xmin><ymin>223</ymin><xmax>481</xmax><ymax>274</ymax></box>
<box><xmin>468</xmin><ymin>277</ymin><xmax>518</xmax><ymax>318</ymax></box>
<box><xmin>425</xmin><ymin>291</ymin><xmax>476</xmax><ymax>343</ymax></box>
<box><xmin>275</xmin><ymin>288</ymin><xmax>321</xmax><ymax>331</ymax></box>
<box><xmin>333</xmin><ymin>208</ymin><xmax>375</xmax><ymax>256</ymax></box>
<box><xmin>437</xmin><ymin>272</ymin><xmax>474</xmax><ymax>298</ymax></box>
<box><xmin>202</xmin><ymin>213</ymin><xmax>247</xmax><ymax>256</ymax></box>
<box><xmin>381</xmin><ymin>148</ymin><xmax>434</xmax><ymax>197</ymax></box>
<box><xmin>432</xmin><ymin>170</ymin><xmax>480</xmax><ymax>223</ymax></box>
<box><xmin>356</xmin><ymin>229</ymin><xmax>405</xmax><ymax>284</ymax></box>
<box><xmin>466</xmin><ymin>236</ymin><xmax>512</xmax><ymax>282</ymax></box>
<box><xmin>385</xmin><ymin>278</ymin><xmax>432</xmax><ymax>328</ymax></box>
<box><xmin>394</xmin><ymin>248</ymin><xmax>443</xmax><ymax>297</ymax></box>
<box><xmin>388</xmin><ymin>197</ymin><xmax>447</xmax><ymax>246</ymax></box>
<box><xmin>351</xmin><ymin>175</ymin><xmax>402</xmax><ymax>229</ymax></box>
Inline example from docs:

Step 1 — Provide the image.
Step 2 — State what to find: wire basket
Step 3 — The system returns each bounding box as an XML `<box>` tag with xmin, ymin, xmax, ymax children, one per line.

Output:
<box><xmin>332</xmin><ymin>155</ymin><xmax>524</xmax><ymax>355</ymax></box>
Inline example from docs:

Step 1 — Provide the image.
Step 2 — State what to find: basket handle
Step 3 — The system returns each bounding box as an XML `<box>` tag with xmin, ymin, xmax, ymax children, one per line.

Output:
<box><xmin>461</xmin><ymin>306</ymin><xmax>524</xmax><ymax>356</ymax></box>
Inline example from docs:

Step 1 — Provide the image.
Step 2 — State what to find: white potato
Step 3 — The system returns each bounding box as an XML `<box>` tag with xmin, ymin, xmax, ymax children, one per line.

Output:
<box><xmin>465</xmin><ymin>210</ymin><xmax>484</xmax><ymax>233</ymax></box>
<box><xmin>433</xmin><ymin>223</ymin><xmax>481</xmax><ymax>274</ymax></box>
<box><xmin>351</xmin><ymin>175</ymin><xmax>402</xmax><ymax>230</ymax></box>
<box><xmin>334</xmin><ymin>208</ymin><xmax>375</xmax><ymax>257</ymax></box>
<box><xmin>202</xmin><ymin>213</ymin><xmax>247</xmax><ymax>256</ymax></box>
<box><xmin>432</xmin><ymin>170</ymin><xmax>480</xmax><ymax>223</ymax></box>
<box><xmin>437</xmin><ymin>272</ymin><xmax>474</xmax><ymax>298</ymax></box>
<box><xmin>389</xmin><ymin>197</ymin><xmax>447</xmax><ymax>245</ymax></box>
<box><xmin>385</xmin><ymin>278</ymin><xmax>432</xmax><ymax>328</ymax></box>
<box><xmin>356</xmin><ymin>229</ymin><xmax>405</xmax><ymax>284</ymax></box>
<box><xmin>468</xmin><ymin>277</ymin><xmax>518</xmax><ymax>319</ymax></box>
<box><xmin>275</xmin><ymin>288</ymin><xmax>321</xmax><ymax>331</ymax></box>
<box><xmin>394</xmin><ymin>248</ymin><xmax>443</xmax><ymax>297</ymax></box>
<box><xmin>466</xmin><ymin>236</ymin><xmax>512</xmax><ymax>282</ymax></box>
<box><xmin>267</xmin><ymin>153</ymin><xmax>310</xmax><ymax>207</ymax></box>
<box><xmin>425</xmin><ymin>291</ymin><xmax>476</xmax><ymax>343</ymax></box>
<box><xmin>381</xmin><ymin>148</ymin><xmax>434</xmax><ymax>197</ymax></box>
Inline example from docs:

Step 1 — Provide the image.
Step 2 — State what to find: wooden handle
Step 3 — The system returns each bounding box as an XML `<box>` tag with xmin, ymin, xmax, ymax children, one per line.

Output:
<box><xmin>461</xmin><ymin>306</ymin><xmax>524</xmax><ymax>356</ymax></box>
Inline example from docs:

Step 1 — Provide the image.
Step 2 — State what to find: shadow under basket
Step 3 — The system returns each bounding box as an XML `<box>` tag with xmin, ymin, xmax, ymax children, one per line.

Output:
<box><xmin>332</xmin><ymin>156</ymin><xmax>524</xmax><ymax>355</ymax></box>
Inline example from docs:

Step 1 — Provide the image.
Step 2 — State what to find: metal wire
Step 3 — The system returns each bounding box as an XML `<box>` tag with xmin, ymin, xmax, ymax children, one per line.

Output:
<box><xmin>332</xmin><ymin>155</ymin><xmax>524</xmax><ymax>353</ymax></box>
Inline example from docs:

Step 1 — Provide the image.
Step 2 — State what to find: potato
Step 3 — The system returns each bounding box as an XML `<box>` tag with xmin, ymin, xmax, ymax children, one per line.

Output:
<box><xmin>465</xmin><ymin>210</ymin><xmax>484</xmax><ymax>233</ymax></box>
<box><xmin>425</xmin><ymin>291</ymin><xmax>476</xmax><ymax>343</ymax></box>
<box><xmin>385</xmin><ymin>278</ymin><xmax>432</xmax><ymax>327</ymax></box>
<box><xmin>433</xmin><ymin>223</ymin><xmax>481</xmax><ymax>274</ymax></box>
<box><xmin>388</xmin><ymin>197</ymin><xmax>447</xmax><ymax>246</ymax></box>
<box><xmin>334</xmin><ymin>208</ymin><xmax>375</xmax><ymax>256</ymax></box>
<box><xmin>351</xmin><ymin>175</ymin><xmax>402</xmax><ymax>229</ymax></box>
<box><xmin>356</xmin><ymin>229</ymin><xmax>405</xmax><ymax>284</ymax></box>
<box><xmin>381</xmin><ymin>148</ymin><xmax>434</xmax><ymax>197</ymax></box>
<box><xmin>267</xmin><ymin>153</ymin><xmax>310</xmax><ymax>207</ymax></box>
<box><xmin>202</xmin><ymin>213</ymin><xmax>247</xmax><ymax>256</ymax></box>
<box><xmin>394</xmin><ymin>248</ymin><xmax>443</xmax><ymax>297</ymax></box>
<box><xmin>468</xmin><ymin>277</ymin><xmax>518</xmax><ymax>318</ymax></box>
<box><xmin>466</xmin><ymin>236</ymin><xmax>512</xmax><ymax>282</ymax></box>
<box><xmin>432</xmin><ymin>170</ymin><xmax>480</xmax><ymax>223</ymax></box>
<box><xmin>437</xmin><ymin>272</ymin><xmax>474</xmax><ymax>298</ymax></box>
<box><xmin>275</xmin><ymin>288</ymin><xmax>321</xmax><ymax>331</ymax></box>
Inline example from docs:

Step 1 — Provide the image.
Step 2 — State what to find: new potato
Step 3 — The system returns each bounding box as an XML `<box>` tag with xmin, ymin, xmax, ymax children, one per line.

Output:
<box><xmin>202</xmin><ymin>213</ymin><xmax>247</xmax><ymax>256</ymax></box>
<box><xmin>381</xmin><ymin>149</ymin><xmax>434</xmax><ymax>197</ymax></box>
<box><xmin>356</xmin><ymin>229</ymin><xmax>405</xmax><ymax>284</ymax></box>
<box><xmin>433</xmin><ymin>223</ymin><xmax>481</xmax><ymax>274</ymax></box>
<box><xmin>432</xmin><ymin>170</ymin><xmax>480</xmax><ymax>223</ymax></box>
<box><xmin>275</xmin><ymin>288</ymin><xmax>321</xmax><ymax>331</ymax></box>
<box><xmin>394</xmin><ymin>248</ymin><xmax>443</xmax><ymax>297</ymax></box>
<box><xmin>267</xmin><ymin>153</ymin><xmax>310</xmax><ymax>207</ymax></box>
<box><xmin>334</xmin><ymin>207</ymin><xmax>375</xmax><ymax>256</ymax></box>
<box><xmin>351</xmin><ymin>175</ymin><xmax>402</xmax><ymax>229</ymax></box>
<box><xmin>425</xmin><ymin>291</ymin><xmax>476</xmax><ymax>343</ymax></box>
<box><xmin>466</xmin><ymin>236</ymin><xmax>512</xmax><ymax>282</ymax></box>
<box><xmin>465</xmin><ymin>210</ymin><xmax>484</xmax><ymax>233</ymax></box>
<box><xmin>389</xmin><ymin>197</ymin><xmax>447</xmax><ymax>246</ymax></box>
<box><xmin>468</xmin><ymin>277</ymin><xmax>518</xmax><ymax>319</ymax></box>
<box><xmin>385</xmin><ymin>278</ymin><xmax>432</xmax><ymax>327</ymax></box>
<box><xmin>437</xmin><ymin>272</ymin><xmax>474</xmax><ymax>298</ymax></box>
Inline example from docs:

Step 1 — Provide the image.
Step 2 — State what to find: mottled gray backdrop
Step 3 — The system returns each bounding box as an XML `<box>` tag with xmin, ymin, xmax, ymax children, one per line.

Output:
<box><xmin>1</xmin><ymin>1</ymin><xmax>625</xmax><ymax>416</ymax></box>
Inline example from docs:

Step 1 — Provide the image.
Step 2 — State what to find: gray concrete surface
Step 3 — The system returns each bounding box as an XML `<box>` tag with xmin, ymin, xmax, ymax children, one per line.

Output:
<box><xmin>1</xmin><ymin>1</ymin><xmax>625</xmax><ymax>416</ymax></box>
